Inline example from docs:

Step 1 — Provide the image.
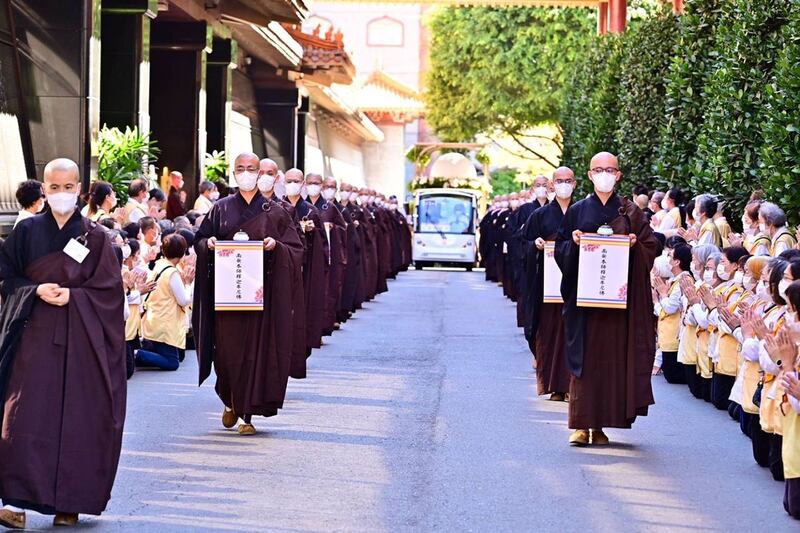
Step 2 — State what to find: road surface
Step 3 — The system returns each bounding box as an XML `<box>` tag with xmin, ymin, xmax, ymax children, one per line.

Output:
<box><xmin>38</xmin><ymin>270</ymin><xmax>795</xmax><ymax>531</ymax></box>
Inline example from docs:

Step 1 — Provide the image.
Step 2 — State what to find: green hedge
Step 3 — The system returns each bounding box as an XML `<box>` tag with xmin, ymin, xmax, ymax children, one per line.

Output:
<box><xmin>559</xmin><ymin>0</ymin><xmax>800</xmax><ymax>225</ymax></box>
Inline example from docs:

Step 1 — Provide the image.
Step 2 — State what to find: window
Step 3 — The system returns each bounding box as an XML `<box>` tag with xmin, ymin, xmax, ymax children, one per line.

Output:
<box><xmin>366</xmin><ymin>16</ymin><xmax>404</xmax><ymax>47</ymax></box>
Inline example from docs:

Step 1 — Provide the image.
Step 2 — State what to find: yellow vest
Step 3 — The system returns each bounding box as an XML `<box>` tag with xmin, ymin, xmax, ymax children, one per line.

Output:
<box><xmin>783</xmin><ymin>401</ymin><xmax>800</xmax><ymax>479</ymax></box>
<box><xmin>668</xmin><ymin>207</ymin><xmax>681</xmax><ymax>228</ymax></box>
<box><xmin>745</xmin><ymin>233</ymin><xmax>771</xmax><ymax>255</ymax></box>
<box><xmin>141</xmin><ymin>259</ymin><xmax>188</xmax><ymax>349</ymax></box>
<box><xmin>658</xmin><ymin>277</ymin><xmax>682</xmax><ymax>352</ymax></box>
<box><xmin>760</xmin><ymin>313</ymin><xmax>787</xmax><ymax>435</ymax></box>
<box><xmin>770</xmin><ymin>230</ymin><xmax>797</xmax><ymax>257</ymax></box>
<box><xmin>715</xmin><ymin>289</ymin><xmax>745</xmax><ymax>377</ymax></box>
<box><xmin>699</xmin><ymin>219</ymin><xmax>722</xmax><ymax>248</ymax></box>
<box><xmin>715</xmin><ymin>217</ymin><xmax>732</xmax><ymax>247</ymax></box>
<box><xmin>125</xmin><ymin>303</ymin><xmax>141</xmax><ymax>342</ymax></box>
<box><xmin>125</xmin><ymin>199</ymin><xmax>149</xmax><ymax>223</ymax></box>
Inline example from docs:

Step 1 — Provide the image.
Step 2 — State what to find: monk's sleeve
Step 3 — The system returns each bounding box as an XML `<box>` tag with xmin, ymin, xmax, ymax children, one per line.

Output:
<box><xmin>555</xmin><ymin>204</ymin><xmax>579</xmax><ymax>285</ymax></box>
<box><xmin>0</xmin><ymin>224</ymin><xmax>35</xmax><ymax>297</ymax></box>
<box><xmin>193</xmin><ymin>206</ymin><xmax>218</xmax><ymax>385</ymax></box>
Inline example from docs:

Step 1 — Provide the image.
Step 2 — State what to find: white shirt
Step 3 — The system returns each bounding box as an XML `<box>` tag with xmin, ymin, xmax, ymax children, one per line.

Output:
<box><xmin>193</xmin><ymin>194</ymin><xmax>214</xmax><ymax>215</ymax></box>
<box><xmin>168</xmin><ymin>270</ymin><xmax>192</xmax><ymax>307</ymax></box>
<box><xmin>13</xmin><ymin>209</ymin><xmax>35</xmax><ymax>228</ymax></box>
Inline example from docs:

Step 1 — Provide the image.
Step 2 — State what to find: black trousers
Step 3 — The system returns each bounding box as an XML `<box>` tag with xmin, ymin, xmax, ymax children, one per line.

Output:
<box><xmin>700</xmin><ymin>376</ymin><xmax>712</xmax><ymax>402</ymax></box>
<box><xmin>785</xmin><ymin>478</ymin><xmax>800</xmax><ymax>519</ymax></box>
<box><xmin>711</xmin><ymin>373</ymin><xmax>734</xmax><ymax>410</ymax></box>
<box><xmin>751</xmin><ymin>415</ymin><xmax>771</xmax><ymax>467</ymax></box>
<box><xmin>684</xmin><ymin>364</ymin><xmax>702</xmax><ymax>398</ymax></box>
<box><xmin>661</xmin><ymin>351</ymin><xmax>686</xmax><ymax>384</ymax></box>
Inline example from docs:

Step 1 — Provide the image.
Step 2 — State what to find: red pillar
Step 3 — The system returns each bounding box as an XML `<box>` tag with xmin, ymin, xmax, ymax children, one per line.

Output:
<box><xmin>608</xmin><ymin>0</ymin><xmax>627</xmax><ymax>33</ymax></box>
<box><xmin>597</xmin><ymin>2</ymin><xmax>609</xmax><ymax>35</ymax></box>
<box><xmin>672</xmin><ymin>0</ymin><xmax>685</xmax><ymax>14</ymax></box>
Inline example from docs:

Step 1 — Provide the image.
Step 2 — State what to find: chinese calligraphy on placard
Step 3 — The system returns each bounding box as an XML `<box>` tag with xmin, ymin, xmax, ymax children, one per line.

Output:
<box><xmin>543</xmin><ymin>241</ymin><xmax>563</xmax><ymax>304</ymax></box>
<box><xmin>576</xmin><ymin>234</ymin><xmax>630</xmax><ymax>309</ymax></box>
<box><xmin>215</xmin><ymin>241</ymin><xmax>264</xmax><ymax>311</ymax></box>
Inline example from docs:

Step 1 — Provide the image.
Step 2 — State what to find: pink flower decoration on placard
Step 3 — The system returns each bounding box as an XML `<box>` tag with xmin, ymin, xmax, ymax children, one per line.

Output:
<box><xmin>255</xmin><ymin>286</ymin><xmax>264</xmax><ymax>303</ymax></box>
<box><xmin>618</xmin><ymin>283</ymin><xmax>628</xmax><ymax>300</ymax></box>
<box><xmin>217</xmin><ymin>249</ymin><xmax>234</xmax><ymax>258</ymax></box>
<box><xmin>582</xmin><ymin>244</ymin><xmax>599</xmax><ymax>253</ymax></box>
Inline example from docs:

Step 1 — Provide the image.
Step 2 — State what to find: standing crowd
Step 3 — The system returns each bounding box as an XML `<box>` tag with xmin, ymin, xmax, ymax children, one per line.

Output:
<box><xmin>480</xmin><ymin>151</ymin><xmax>800</xmax><ymax>521</ymax></box>
<box><xmin>0</xmin><ymin>152</ymin><xmax>412</xmax><ymax>528</ymax></box>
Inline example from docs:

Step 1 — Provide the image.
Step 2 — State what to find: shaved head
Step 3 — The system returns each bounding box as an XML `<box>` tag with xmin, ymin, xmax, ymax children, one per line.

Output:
<box><xmin>285</xmin><ymin>168</ymin><xmax>304</xmax><ymax>182</ymax></box>
<box><xmin>553</xmin><ymin>166</ymin><xmax>575</xmax><ymax>181</ymax></box>
<box><xmin>259</xmin><ymin>158</ymin><xmax>278</xmax><ymax>175</ymax></box>
<box><xmin>589</xmin><ymin>152</ymin><xmax>619</xmax><ymax>171</ymax></box>
<box><xmin>43</xmin><ymin>158</ymin><xmax>80</xmax><ymax>184</ymax></box>
<box><xmin>324</xmin><ymin>177</ymin><xmax>337</xmax><ymax>188</ymax></box>
<box><xmin>234</xmin><ymin>152</ymin><xmax>259</xmax><ymax>169</ymax></box>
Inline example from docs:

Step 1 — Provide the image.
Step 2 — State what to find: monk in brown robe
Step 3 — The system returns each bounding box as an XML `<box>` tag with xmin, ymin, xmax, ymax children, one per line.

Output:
<box><xmin>335</xmin><ymin>182</ymin><xmax>361</xmax><ymax>321</ymax></box>
<box><xmin>193</xmin><ymin>152</ymin><xmax>303</xmax><ymax>436</ymax></box>
<box><xmin>306</xmin><ymin>174</ymin><xmax>348</xmax><ymax>335</ymax></box>
<box><xmin>357</xmin><ymin>189</ymin><xmax>379</xmax><ymax>302</ymax></box>
<box><xmin>284</xmin><ymin>169</ymin><xmax>328</xmax><ymax>355</ymax></box>
<box><xmin>341</xmin><ymin>184</ymin><xmax>367</xmax><ymax>310</ymax></box>
<box><xmin>525</xmin><ymin>168</ymin><xmax>575</xmax><ymax>401</ymax></box>
<box><xmin>555</xmin><ymin>152</ymin><xmax>660</xmax><ymax>447</ymax></box>
<box><xmin>257</xmin><ymin>159</ymin><xmax>309</xmax><ymax>377</ymax></box>
<box><xmin>0</xmin><ymin>158</ymin><xmax>126</xmax><ymax>528</ymax></box>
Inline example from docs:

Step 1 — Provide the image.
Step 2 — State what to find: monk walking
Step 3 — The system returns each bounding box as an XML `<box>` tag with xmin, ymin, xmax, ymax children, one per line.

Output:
<box><xmin>0</xmin><ymin>158</ymin><xmax>127</xmax><ymax>528</ymax></box>
<box><xmin>555</xmin><ymin>152</ymin><xmax>660</xmax><ymax>446</ymax></box>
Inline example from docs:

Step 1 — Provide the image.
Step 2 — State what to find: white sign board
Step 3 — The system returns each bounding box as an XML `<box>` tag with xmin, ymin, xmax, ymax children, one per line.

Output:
<box><xmin>576</xmin><ymin>234</ymin><xmax>630</xmax><ymax>309</ymax></box>
<box><xmin>214</xmin><ymin>241</ymin><xmax>264</xmax><ymax>311</ymax></box>
<box><xmin>542</xmin><ymin>241</ymin><xmax>563</xmax><ymax>304</ymax></box>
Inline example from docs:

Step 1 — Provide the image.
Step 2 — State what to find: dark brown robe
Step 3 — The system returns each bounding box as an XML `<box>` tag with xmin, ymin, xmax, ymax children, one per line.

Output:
<box><xmin>313</xmin><ymin>197</ymin><xmax>347</xmax><ymax>334</ymax></box>
<box><xmin>555</xmin><ymin>193</ymin><xmax>660</xmax><ymax>429</ymax></box>
<box><xmin>338</xmin><ymin>201</ymin><xmax>361</xmax><ymax>319</ymax></box>
<box><xmin>0</xmin><ymin>212</ymin><xmax>126</xmax><ymax>515</ymax></box>
<box><xmin>194</xmin><ymin>193</ymin><xmax>303</xmax><ymax>415</ymax></box>
<box><xmin>344</xmin><ymin>203</ymin><xmax>368</xmax><ymax>309</ymax></box>
<box><xmin>288</xmin><ymin>198</ymin><xmax>327</xmax><ymax>352</ymax></box>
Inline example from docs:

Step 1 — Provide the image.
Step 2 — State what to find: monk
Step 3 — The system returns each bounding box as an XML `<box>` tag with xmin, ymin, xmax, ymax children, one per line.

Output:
<box><xmin>332</xmin><ymin>181</ymin><xmax>359</xmax><ymax>322</ymax></box>
<box><xmin>193</xmin><ymin>152</ymin><xmax>303</xmax><ymax>435</ymax></box>
<box><xmin>307</xmin><ymin>174</ymin><xmax>348</xmax><ymax>335</ymax></box>
<box><xmin>512</xmin><ymin>175</ymin><xmax>550</xmax><ymax>334</ymax></box>
<box><xmin>257</xmin><ymin>158</ymin><xmax>308</xmax><ymax>374</ymax></box>
<box><xmin>525</xmin><ymin>168</ymin><xmax>576</xmax><ymax>401</ymax></box>
<box><xmin>285</xmin><ymin>169</ymin><xmax>328</xmax><ymax>356</ymax></box>
<box><xmin>555</xmin><ymin>152</ymin><xmax>660</xmax><ymax>447</ymax></box>
<box><xmin>0</xmin><ymin>158</ymin><xmax>126</xmax><ymax>528</ymax></box>
<box><xmin>340</xmin><ymin>183</ymin><xmax>366</xmax><ymax>310</ymax></box>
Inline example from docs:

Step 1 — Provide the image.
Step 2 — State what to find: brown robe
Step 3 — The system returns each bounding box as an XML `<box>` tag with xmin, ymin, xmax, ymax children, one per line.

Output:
<box><xmin>193</xmin><ymin>193</ymin><xmax>303</xmax><ymax>415</ymax></box>
<box><xmin>338</xmin><ymin>201</ymin><xmax>361</xmax><ymax>318</ymax></box>
<box><xmin>0</xmin><ymin>212</ymin><xmax>126</xmax><ymax>515</ymax></box>
<box><xmin>313</xmin><ymin>197</ymin><xmax>347</xmax><ymax>334</ymax></box>
<box><xmin>289</xmin><ymin>198</ymin><xmax>327</xmax><ymax>352</ymax></box>
<box><xmin>555</xmin><ymin>193</ymin><xmax>660</xmax><ymax>429</ymax></box>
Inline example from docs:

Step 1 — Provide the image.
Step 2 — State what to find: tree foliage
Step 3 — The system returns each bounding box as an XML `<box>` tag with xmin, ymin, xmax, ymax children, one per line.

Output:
<box><xmin>615</xmin><ymin>9</ymin><xmax>680</xmax><ymax>189</ymax></box>
<box><xmin>694</xmin><ymin>0</ymin><xmax>792</xmax><ymax>216</ymax></box>
<box><xmin>760</xmin><ymin>8</ymin><xmax>800</xmax><ymax>226</ymax></box>
<box><xmin>425</xmin><ymin>7</ymin><xmax>594</xmax><ymax>166</ymax></box>
<box><xmin>656</xmin><ymin>0</ymin><xmax>723</xmax><ymax>192</ymax></box>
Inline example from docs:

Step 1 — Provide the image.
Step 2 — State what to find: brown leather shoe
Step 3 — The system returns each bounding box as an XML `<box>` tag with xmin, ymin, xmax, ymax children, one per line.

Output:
<box><xmin>238</xmin><ymin>423</ymin><xmax>256</xmax><ymax>436</ymax></box>
<box><xmin>0</xmin><ymin>509</ymin><xmax>26</xmax><ymax>529</ymax></box>
<box><xmin>569</xmin><ymin>429</ymin><xmax>590</xmax><ymax>447</ymax></box>
<box><xmin>592</xmin><ymin>429</ymin><xmax>610</xmax><ymax>446</ymax></box>
<box><xmin>222</xmin><ymin>408</ymin><xmax>238</xmax><ymax>429</ymax></box>
<box><xmin>548</xmin><ymin>392</ymin><xmax>565</xmax><ymax>402</ymax></box>
<box><xmin>53</xmin><ymin>512</ymin><xmax>79</xmax><ymax>526</ymax></box>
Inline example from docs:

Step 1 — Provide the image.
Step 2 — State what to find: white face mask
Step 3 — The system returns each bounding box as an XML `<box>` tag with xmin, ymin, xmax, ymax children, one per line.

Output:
<box><xmin>703</xmin><ymin>269</ymin><xmax>715</xmax><ymax>284</ymax></box>
<box><xmin>661</xmin><ymin>198</ymin><xmax>669</xmax><ymax>210</ymax></box>
<box><xmin>349</xmin><ymin>192</ymin><xmax>359</xmax><ymax>202</ymax></box>
<box><xmin>510</xmin><ymin>200</ymin><xmax>520</xmax><ymax>209</ymax></box>
<box><xmin>285</xmin><ymin>182</ymin><xmax>302</xmax><ymax>196</ymax></box>
<box><xmin>389</xmin><ymin>204</ymin><xmax>398</xmax><ymax>211</ymax></box>
<box><xmin>534</xmin><ymin>186</ymin><xmax>547</xmax><ymax>199</ymax></box>
<box><xmin>717</xmin><ymin>263</ymin><xmax>731</xmax><ymax>281</ymax></box>
<box><xmin>733</xmin><ymin>271</ymin><xmax>744</xmax><ymax>285</ymax></box>
<box><xmin>322</xmin><ymin>188</ymin><xmax>337</xmax><ymax>201</ymax></box>
<box><xmin>47</xmin><ymin>192</ymin><xmax>78</xmax><ymax>216</ymax></box>
<box><xmin>257</xmin><ymin>175</ymin><xmax>276</xmax><ymax>193</ymax></box>
<box><xmin>358</xmin><ymin>195</ymin><xmax>369</xmax><ymax>204</ymax></box>
<box><xmin>547</xmin><ymin>192</ymin><xmax>556</xmax><ymax>202</ymax></box>
<box><xmin>591</xmin><ymin>172</ymin><xmax>617</xmax><ymax>193</ymax></box>
<box><xmin>779</xmin><ymin>279</ymin><xmax>791</xmax><ymax>301</ymax></box>
<box><xmin>756</xmin><ymin>280</ymin><xmax>770</xmax><ymax>299</ymax></box>
<box><xmin>759</xmin><ymin>222</ymin><xmax>767</xmax><ymax>234</ymax></box>
<box><xmin>121</xmin><ymin>244</ymin><xmax>131</xmax><ymax>259</ymax></box>
<box><xmin>691</xmin><ymin>264</ymin><xmax>702</xmax><ymax>279</ymax></box>
<box><xmin>210</xmin><ymin>191</ymin><xmax>220</xmax><ymax>201</ymax></box>
<box><xmin>692</xmin><ymin>209</ymin><xmax>701</xmax><ymax>221</ymax></box>
<box><xmin>554</xmin><ymin>183</ymin><xmax>574</xmax><ymax>199</ymax></box>
<box><xmin>235</xmin><ymin>171</ymin><xmax>258</xmax><ymax>192</ymax></box>
<box><xmin>500</xmin><ymin>201</ymin><xmax>509</xmax><ymax>209</ymax></box>
<box><xmin>306</xmin><ymin>184</ymin><xmax>322</xmax><ymax>197</ymax></box>
<box><xmin>743</xmin><ymin>275</ymin><xmax>756</xmax><ymax>291</ymax></box>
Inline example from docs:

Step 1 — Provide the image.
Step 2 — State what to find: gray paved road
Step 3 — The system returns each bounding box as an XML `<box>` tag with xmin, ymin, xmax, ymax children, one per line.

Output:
<box><xmin>38</xmin><ymin>270</ymin><xmax>797</xmax><ymax>531</ymax></box>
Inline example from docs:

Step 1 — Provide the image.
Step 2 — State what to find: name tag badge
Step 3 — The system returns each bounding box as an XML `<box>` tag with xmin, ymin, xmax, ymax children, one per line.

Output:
<box><xmin>64</xmin><ymin>238</ymin><xmax>90</xmax><ymax>264</ymax></box>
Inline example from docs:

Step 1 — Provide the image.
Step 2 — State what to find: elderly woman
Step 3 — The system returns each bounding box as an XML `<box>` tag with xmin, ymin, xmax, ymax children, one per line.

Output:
<box><xmin>739</xmin><ymin>200</ymin><xmax>771</xmax><ymax>256</ymax></box>
<box><xmin>677</xmin><ymin>244</ymin><xmax>719</xmax><ymax>396</ymax></box>
<box><xmin>759</xmin><ymin>202</ymin><xmax>796</xmax><ymax>256</ymax></box>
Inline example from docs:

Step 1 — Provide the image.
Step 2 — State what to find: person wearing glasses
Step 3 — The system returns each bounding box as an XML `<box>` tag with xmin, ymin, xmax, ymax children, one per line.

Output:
<box><xmin>554</xmin><ymin>152</ymin><xmax>661</xmax><ymax>447</ymax></box>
